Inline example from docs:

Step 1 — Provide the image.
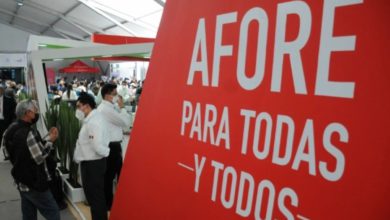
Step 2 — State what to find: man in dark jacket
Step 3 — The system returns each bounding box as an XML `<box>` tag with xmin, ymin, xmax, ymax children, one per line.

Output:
<box><xmin>0</xmin><ymin>84</ymin><xmax>16</xmax><ymax>159</ymax></box>
<box><xmin>1</xmin><ymin>99</ymin><xmax>60</xmax><ymax>220</ymax></box>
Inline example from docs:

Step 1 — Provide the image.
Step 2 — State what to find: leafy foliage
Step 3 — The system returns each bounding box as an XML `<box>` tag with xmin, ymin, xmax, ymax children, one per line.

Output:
<box><xmin>43</xmin><ymin>101</ymin><xmax>81</xmax><ymax>186</ymax></box>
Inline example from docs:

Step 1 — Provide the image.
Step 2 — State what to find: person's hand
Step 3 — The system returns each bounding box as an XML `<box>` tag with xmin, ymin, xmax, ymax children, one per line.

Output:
<box><xmin>117</xmin><ymin>95</ymin><xmax>124</xmax><ymax>109</ymax></box>
<box><xmin>49</xmin><ymin>127</ymin><xmax>59</xmax><ymax>142</ymax></box>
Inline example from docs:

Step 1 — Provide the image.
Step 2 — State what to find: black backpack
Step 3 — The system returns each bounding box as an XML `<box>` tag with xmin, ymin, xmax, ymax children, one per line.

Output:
<box><xmin>2</xmin><ymin>122</ymin><xmax>24</xmax><ymax>164</ymax></box>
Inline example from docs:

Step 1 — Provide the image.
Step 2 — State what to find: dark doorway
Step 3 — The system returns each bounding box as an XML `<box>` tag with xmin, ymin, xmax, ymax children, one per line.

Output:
<box><xmin>0</xmin><ymin>68</ymin><xmax>25</xmax><ymax>84</ymax></box>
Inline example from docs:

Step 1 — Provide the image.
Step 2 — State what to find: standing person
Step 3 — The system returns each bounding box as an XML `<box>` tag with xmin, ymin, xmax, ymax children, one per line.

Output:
<box><xmin>0</xmin><ymin>84</ymin><xmax>16</xmax><ymax>159</ymax></box>
<box><xmin>117</xmin><ymin>81</ymin><xmax>130</xmax><ymax>104</ymax></box>
<box><xmin>129</xmin><ymin>83</ymin><xmax>138</xmax><ymax>112</ymax></box>
<box><xmin>74</xmin><ymin>93</ymin><xmax>110</xmax><ymax>220</ymax></box>
<box><xmin>97</xmin><ymin>83</ymin><xmax>131</xmax><ymax>210</ymax></box>
<box><xmin>62</xmin><ymin>84</ymin><xmax>78</xmax><ymax>101</ymax></box>
<box><xmin>1</xmin><ymin>100</ymin><xmax>60</xmax><ymax>220</ymax></box>
<box><xmin>95</xmin><ymin>81</ymin><xmax>105</xmax><ymax>106</ymax></box>
<box><xmin>77</xmin><ymin>81</ymin><xmax>87</xmax><ymax>93</ymax></box>
<box><xmin>57</xmin><ymin>79</ymin><xmax>66</xmax><ymax>93</ymax></box>
<box><xmin>135</xmin><ymin>81</ymin><xmax>143</xmax><ymax>109</ymax></box>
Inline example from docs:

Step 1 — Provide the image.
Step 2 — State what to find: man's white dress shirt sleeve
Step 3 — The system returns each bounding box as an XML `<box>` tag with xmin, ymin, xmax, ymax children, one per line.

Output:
<box><xmin>88</xmin><ymin>119</ymin><xmax>110</xmax><ymax>157</ymax></box>
<box><xmin>100</xmin><ymin>101</ymin><xmax>132</xmax><ymax>129</ymax></box>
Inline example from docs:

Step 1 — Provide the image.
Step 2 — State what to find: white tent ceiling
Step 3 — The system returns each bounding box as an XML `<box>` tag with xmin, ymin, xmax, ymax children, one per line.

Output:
<box><xmin>0</xmin><ymin>0</ymin><xmax>165</xmax><ymax>41</ymax></box>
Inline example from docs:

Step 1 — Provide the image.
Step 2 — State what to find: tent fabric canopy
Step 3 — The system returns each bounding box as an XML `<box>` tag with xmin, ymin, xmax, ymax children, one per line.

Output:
<box><xmin>59</xmin><ymin>60</ymin><xmax>100</xmax><ymax>73</ymax></box>
<box><xmin>0</xmin><ymin>0</ymin><xmax>165</xmax><ymax>40</ymax></box>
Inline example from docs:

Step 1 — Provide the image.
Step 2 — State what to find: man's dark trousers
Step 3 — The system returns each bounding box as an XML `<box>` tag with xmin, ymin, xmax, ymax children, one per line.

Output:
<box><xmin>81</xmin><ymin>158</ymin><xmax>107</xmax><ymax>220</ymax></box>
<box><xmin>104</xmin><ymin>141</ymin><xmax>122</xmax><ymax>210</ymax></box>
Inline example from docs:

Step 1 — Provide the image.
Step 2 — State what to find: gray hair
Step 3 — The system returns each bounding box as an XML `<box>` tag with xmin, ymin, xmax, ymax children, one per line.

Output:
<box><xmin>15</xmin><ymin>100</ymin><xmax>39</xmax><ymax>119</ymax></box>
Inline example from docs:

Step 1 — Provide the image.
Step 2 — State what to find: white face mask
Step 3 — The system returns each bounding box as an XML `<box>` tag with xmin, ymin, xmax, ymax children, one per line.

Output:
<box><xmin>75</xmin><ymin>109</ymin><xmax>85</xmax><ymax>121</ymax></box>
<box><xmin>112</xmin><ymin>95</ymin><xmax>119</xmax><ymax>104</ymax></box>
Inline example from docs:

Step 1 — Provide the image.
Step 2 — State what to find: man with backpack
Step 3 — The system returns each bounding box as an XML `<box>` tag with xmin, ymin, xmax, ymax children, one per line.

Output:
<box><xmin>1</xmin><ymin>99</ymin><xmax>60</xmax><ymax>220</ymax></box>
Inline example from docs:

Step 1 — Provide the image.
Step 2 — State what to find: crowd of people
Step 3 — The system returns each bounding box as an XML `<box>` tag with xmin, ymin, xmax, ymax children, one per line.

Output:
<box><xmin>0</xmin><ymin>79</ymin><xmax>29</xmax><ymax>150</ymax></box>
<box><xmin>0</xmin><ymin>76</ymin><xmax>144</xmax><ymax>220</ymax></box>
<box><xmin>0</xmin><ymin>79</ymin><xmax>28</xmax><ymax>102</ymax></box>
<box><xmin>48</xmin><ymin>76</ymin><xmax>143</xmax><ymax>112</ymax></box>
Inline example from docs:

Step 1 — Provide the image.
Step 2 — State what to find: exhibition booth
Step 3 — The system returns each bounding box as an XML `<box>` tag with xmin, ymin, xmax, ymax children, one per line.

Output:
<box><xmin>6</xmin><ymin>34</ymin><xmax>154</xmax><ymax>219</ymax></box>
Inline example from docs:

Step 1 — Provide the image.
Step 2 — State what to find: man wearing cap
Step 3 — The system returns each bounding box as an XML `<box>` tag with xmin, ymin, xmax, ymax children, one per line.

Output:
<box><xmin>0</xmin><ymin>84</ymin><xmax>16</xmax><ymax>159</ymax></box>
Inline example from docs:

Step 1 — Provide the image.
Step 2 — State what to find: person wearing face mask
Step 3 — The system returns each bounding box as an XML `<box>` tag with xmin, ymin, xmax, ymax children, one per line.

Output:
<box><xmin>73</xmin><ymin>92</ymin><xmax>110</xmax><ymax>220</ymax></box>
<box><xmin>1</xmin><ymin>99</ymin><xmax>60</xmax><ymax>220</ymax></box>
<box><xmin>0</xmin><ymin>84</ymin><xmax>16</xmax><ymax>160</ymax></box>
<box><xmin>117</xmin><ymin>81</ymin><xmax>131</xmax><ymax>104</ymax></box>
<box><xmin>97</xmin><ymin>83</ymin><xmax>132</xmax><ymax>211</ymax></box>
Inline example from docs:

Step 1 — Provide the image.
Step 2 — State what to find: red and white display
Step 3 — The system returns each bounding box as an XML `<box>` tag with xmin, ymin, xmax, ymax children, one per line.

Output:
<box><xmin>111</xmin><ymin>1</ymin><xmax>390</xmax><ymax>219</ymax></box>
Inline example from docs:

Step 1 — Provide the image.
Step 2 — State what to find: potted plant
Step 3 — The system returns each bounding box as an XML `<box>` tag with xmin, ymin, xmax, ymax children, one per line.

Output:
<box><xmin>56</xmin><ymin>102</ymin><xmax>70</xmax><ymax>177</ymax></box>
<box><xmin>57</xmin><ymin>101</ymin><xmax>85</xmax><ymax>203</ymax></box>
<box><xmin>43</xmin><ymin>102</ymin><xmax>58</xmax><ymax>140</ymax></box>
<box><xmin>43</xmin><ymin>101</ymin><xmax>70</xmax><ymax>178</ymax></box>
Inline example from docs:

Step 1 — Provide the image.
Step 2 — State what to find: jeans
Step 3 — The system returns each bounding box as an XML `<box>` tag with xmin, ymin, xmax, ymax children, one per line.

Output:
<box><xmin>19</xmin><ymin>189</ymin><xmax>60</xmax><ymax>220</ymax></box>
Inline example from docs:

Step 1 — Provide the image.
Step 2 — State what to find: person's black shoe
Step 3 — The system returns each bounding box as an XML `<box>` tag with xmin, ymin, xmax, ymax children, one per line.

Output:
<box><xmin>58</xmin><ymin>201</ymin><xmax>68</xmax><ymax>210</ymax></box>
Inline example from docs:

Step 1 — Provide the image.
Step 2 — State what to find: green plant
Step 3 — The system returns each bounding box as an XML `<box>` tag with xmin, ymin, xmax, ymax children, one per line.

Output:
<box><xmin>17</xmin><ymin>92</ymin><xmax>31</xmax><ymax>102</ymax></box>
<box><xmin>43</xmin><ymin>101</ymin><xmax>58</xmax><ymax>129</ymax></box>
<box><xmin>44</xmin><ymin>100</ymin><xmax>81</xmax><ymax>186</ymax></box>
<box><xmin>65</xmin><ymin>103</ymin><xmax>81</xmax><ymax>187</ymax></box>
<box><xmin>56</xmin><ymin>102</ymin><xmax>70</xmax><ymax>172</ymax></box>
<box><xmin>43</xmin><ymin>101</ymin><xmax>60</xmax><ymax>165</ymax></box>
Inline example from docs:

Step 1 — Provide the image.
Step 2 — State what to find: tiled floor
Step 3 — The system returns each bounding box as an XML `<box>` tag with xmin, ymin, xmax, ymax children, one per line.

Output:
<box><xmin>0</xmin><ymin>161</ymin><xmax>76</xmax><ymax>220</ymax></box>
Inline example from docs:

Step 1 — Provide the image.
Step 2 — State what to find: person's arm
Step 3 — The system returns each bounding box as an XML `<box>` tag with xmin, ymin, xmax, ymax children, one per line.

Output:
<box><xmin>88</xmin><ymin>121</ymin><xmax>109</xmax><ymax>157</ymax></box>
<box><xmin>26</xmin><ymin>131</ymin><xmax>53</xmax><ymax>165</ymax></box>
<box><xmin>101</xmin><ymin>102</ymin><xmax>131</xmax><ymax>129</ymax></box>
<box><xmin>1</xmin><ymin>132</ymin><xmax>10</xmax><ymax>159</ymax></box>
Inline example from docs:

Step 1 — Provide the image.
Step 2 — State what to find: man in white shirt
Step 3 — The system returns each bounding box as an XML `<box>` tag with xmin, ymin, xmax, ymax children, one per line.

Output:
<box><xmin>97</xmin><ymin>83</ymin><xmax>131</xmax><ymax>210</ymax></box>
<box><xmin>95</xmin><ymin>81</ymin><xmax>105</xmax><ymax>106</ymax></box>
<box><xmin>74</xmin><ymin>93</ymin><xmax>110</xmax><ymax>220</ymax></box>
<box><xmin>117</xmin><ymin>81</ymin><xmax>131</xmax><ymax>104</ymax></box>
<box><xmin>76</xmin><ymin>81</ymin><xmax>87</xmax><ymax>93</ymax></box>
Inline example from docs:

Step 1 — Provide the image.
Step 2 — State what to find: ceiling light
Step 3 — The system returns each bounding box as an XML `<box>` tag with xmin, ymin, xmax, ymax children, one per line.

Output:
<box><xmin>16</xmin><ymin>0</ymin><xmax>24</xmax><ymax>6</ymax></box>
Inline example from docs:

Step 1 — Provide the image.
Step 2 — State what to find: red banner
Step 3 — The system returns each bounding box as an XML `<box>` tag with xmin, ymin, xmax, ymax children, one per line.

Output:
<box><xmin>111</xmin><ymin>0</ymin><xmax>390</xmax><ymax>219</ymax></box>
